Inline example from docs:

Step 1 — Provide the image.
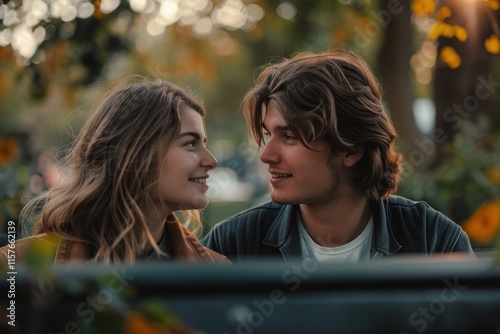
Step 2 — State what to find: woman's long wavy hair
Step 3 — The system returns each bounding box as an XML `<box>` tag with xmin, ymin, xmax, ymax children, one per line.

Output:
<box><xmin>31</xmin><ymin>78</ymin><xmax>206</xmax><ymax>263</ymax></box>
<box><xmin>243</xmin><ymin>47</ymin><xmax>403</xmax><ymax>201</ymax></box>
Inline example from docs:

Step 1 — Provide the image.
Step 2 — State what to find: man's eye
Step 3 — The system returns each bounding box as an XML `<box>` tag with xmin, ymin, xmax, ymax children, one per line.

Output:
<box><xmin>263</xmin><ymin>131</ymin><xmax>271</xmax><ymax>137</ymax></box>
<box><xmin>284</xmin><ymin>134</ymin><xmax>297</xmax><ymax>140</ymax></box>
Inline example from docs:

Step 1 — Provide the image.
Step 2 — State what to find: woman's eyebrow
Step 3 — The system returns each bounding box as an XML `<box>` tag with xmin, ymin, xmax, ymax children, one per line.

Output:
<box><xmin>178</xmin><ymin>131</ymin><xmax>207</xmax><ymax>143</ymax></box>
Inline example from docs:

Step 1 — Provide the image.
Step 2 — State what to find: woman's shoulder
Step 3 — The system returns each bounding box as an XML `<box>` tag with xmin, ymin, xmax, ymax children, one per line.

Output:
<box><xmin>203</xmin><ymin>247</ymin><xmax>232</xmax><ymax>265</ymax></box>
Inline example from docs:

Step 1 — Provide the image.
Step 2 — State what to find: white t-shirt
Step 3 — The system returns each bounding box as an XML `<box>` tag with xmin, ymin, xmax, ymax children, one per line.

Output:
<box><xmin>297</xmin><ymin>215</ymin><xmax>374</xmax><ymax>263</ymax></box>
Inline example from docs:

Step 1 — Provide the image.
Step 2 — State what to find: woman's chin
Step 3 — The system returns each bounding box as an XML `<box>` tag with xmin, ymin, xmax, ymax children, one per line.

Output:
<box><xmin>183</xmin><ymin>195</ymin><xmax>209</xmax><ymax>210</ymax></box>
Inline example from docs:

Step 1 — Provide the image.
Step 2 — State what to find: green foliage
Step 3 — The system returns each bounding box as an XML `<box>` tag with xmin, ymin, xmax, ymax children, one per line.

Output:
<box><xmin>0</xmin><ymin>133</ymin><xmax>41</xmax><ymax>246</ymax></box>
<box><xmin>398</xmin><ymin>120</ymin><xmax>500</xmax><ymax>227</ymax></box>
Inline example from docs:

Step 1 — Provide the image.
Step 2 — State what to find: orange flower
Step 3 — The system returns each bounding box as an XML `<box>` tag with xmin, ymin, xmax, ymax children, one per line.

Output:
<box><xmin>126</xmin><ymin>313</ymin><xmax>170</xmax><ymax>334</ymax></box>
<box><xmin>485</xmin><ymin>35</ymin><xmax>500</xmax><ymax>54</ymax></box>
<box><xmin>440</xmin><ymin>46</ymin><xmax>461</xmax><ymax>69</ymax></box>
<box><xmin>0</xmin><ymin>137</ymin><xmax>18</xmax><ymax>167</ymax></box>
<box><xmin>412</xmin><ymin>0</ymin><xmax>436</xmax><ymax>16</ymax></box>
<box><xmin>463</xmin><ymin>201</ymin><xmax>500</xmax><ymax>244</ymax></box>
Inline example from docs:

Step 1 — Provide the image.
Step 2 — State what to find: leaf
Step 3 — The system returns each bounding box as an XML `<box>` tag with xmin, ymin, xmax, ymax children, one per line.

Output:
<box><xmin>441</xmin><ymin>23</ymin><xmax>455</xmax><ymax>38</ymax></box>
<box><xmin>125</xmin><ymin>312</ymin><xmax>177</xmax><ymax>334</ymax></box>
<box><xmin>23</xmin><ymin>234</ymin><xmax>59</xmax><ymax>270</ymax></box>
<box><xmin>486</xmin><ymin>168</ymin><xmax>500</xmax><ymax>186</ymax></box>
<box><xmin>137</xmin><ymin>301</ymin><xmax>192</xmax><ymax>334</ymax></box>
<box><xmin>453</xmin><ymin>25</ymin><xmax>468</xmax><ymax>42</ymax></box>
<box><xmin>485</xmin><ymin>35</ymin><xmax>500</xmax><ymax>54</ymax></box>
<box><xmin>0</xmin><ymin>137</ymin><xmax>18</xmax><ymax>167</ymax></box>
<box><xmin>412</xmin><ymin>0</ymin><xmax>436</xmax><ymax>16</ymax></box>
<box><xmin>486</xmin><ymin>0</ymin><xmax>500</xmax><ymax>10</ymax></box>
<box><xmin>428</xmin><ymin>22</ymin><xmax>444</xmax><ymax>40</ymax></box>
<box><xmin>437</xmin><ymin>6</ymin><xmax>452</xmax><ymax>21</ymax></box>
<box><xmin>440</xmin><ymin>46</ymin><xmax>461</xmax><ymax>69</ymax></box>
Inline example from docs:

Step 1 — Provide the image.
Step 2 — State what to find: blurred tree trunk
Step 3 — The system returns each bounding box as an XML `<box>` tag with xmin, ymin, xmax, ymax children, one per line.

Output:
<box><xmin>377</xmin><ymin>0</ymin><xmax>422</xmax><ymax>156</ymax></box>
<box><xmin>433</xmin><ymin>0</ymin><xmax>494</xmax><ymax>166</ymax></box>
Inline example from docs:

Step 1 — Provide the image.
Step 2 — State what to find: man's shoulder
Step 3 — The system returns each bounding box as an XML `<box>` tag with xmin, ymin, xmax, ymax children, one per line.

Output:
<box><xmin>384</xmin><ymin>195</ymin><xmax>430</xmax><ymax>208</ymax></box>
<box><xmin>382</xmin><ymin>195</ymin><xmax>460</xmax><ymax>233</ymax></box>
<box><xmin>202</xmin><ymin>201</ymin><xmax>289</xmax><ymax>258</ymax></box>
<box><xmin>217</xmin><ymin>201</ymin><xmax>285</xmax><ymax>226</ymax></box>
<box><xmin>382</xmin><ymin>196</ymin><xmax>473</xmax><ymax>254</ymax></box>
<box><xmin>383</xmin><ymin>195</ymin><xmax>446</xmax><ymax>219</ymax></box>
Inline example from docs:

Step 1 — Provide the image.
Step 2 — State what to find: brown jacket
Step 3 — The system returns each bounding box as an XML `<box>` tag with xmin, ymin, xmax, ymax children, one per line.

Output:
<box><xmin>0</xmin><ymin>218</ymin><xmax>230</xmax><ymax>265</ymax></box>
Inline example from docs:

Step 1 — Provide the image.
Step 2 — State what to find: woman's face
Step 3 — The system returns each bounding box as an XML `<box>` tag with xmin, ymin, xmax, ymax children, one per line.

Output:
<box><xmin>156</xmin><ymin>107</ymin><xmax>218</xmax><ymax>212</ymax></box>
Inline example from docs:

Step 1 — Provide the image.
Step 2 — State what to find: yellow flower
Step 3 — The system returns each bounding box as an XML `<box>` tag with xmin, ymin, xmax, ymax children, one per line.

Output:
<box><xmin>453</xmin><ymin>25</ymin><xmax>468</xmax><ymax>42</ymax></box>
<box><xmin>486</xmin><ymin>0</ymin><xmax>500</xmax><ymax>10</ymax></box>
<box><xmin>412</xmin><ymin>0</ymin><xmax>436</xmax><ymax>16</ymax></box>
<box><xmin>463</xmin><ymin>201</ymin><xmax>500</xmax><ymax>245</ymax></box>
<box><xmin>440</xmin><ymin>46</ymin><xmax>461</xmax><ymax>69</ymax></box>
<box><xmin>485</xmin><ymin>35</ymin><xmax>500</xmax><ymax>54</ymax></box>
<box><xmin>486</xmin><ymin>168</ymin><xmax>500</xmax><ymax>186</ymax></box>
<box><xmin>437</xmin><ymin>6</ymin><xmax>452</xmax><ymax>21</ymax></box>
<box><xmin>0</xmin><ymin>137</ymin><xmax>18</xmax><ymax>167</ymax></box>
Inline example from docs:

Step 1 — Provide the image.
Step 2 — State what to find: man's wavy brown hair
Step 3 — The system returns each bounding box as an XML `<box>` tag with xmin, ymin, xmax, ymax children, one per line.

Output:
<box><xmin>242</xmin><ymin>47</ymin><xmax>402</xmax><ymax>200</ymax></box>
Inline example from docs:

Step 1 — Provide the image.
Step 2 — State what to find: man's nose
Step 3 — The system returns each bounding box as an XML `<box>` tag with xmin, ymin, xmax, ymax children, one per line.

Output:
<box><xmin>260</xmin><ymin>139</ymin><xmax>279</xmax><ymax>165</ymax></box>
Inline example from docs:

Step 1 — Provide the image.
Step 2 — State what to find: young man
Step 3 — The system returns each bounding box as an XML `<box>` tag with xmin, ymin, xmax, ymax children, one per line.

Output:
<box><xmin>202</xmin><ymin>48</ymin><xmax>475</xmax><ymax>263</ymax></box>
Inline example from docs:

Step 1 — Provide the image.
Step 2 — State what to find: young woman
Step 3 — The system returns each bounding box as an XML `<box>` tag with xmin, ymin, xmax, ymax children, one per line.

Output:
<box><xmin>0</xmin><ymin>78</ymin><xmax>229</xmax><ymax>265</ymax></box>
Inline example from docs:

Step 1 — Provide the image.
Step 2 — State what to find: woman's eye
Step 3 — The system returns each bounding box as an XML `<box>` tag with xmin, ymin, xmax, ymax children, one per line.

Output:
<box><xmin>284</xmin><ymin>134</ymin><xmax>297</xmax><ymax>140</ymax></box>
<box><xmin>263</xmin><ymin>131</ymin><xmax>271</xmax><ymax>138</ymax></box>
<box><xmin>186</xmin><ymin>141</ymin><xmax>196</xmax><ymax>147</ymax></box>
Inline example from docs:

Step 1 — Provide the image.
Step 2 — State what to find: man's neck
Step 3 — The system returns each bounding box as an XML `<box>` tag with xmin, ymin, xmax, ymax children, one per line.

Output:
<box><xmin>299</xmin><ymin>195</ymin><xmax>371</xmax><ymax>247</ymax></box>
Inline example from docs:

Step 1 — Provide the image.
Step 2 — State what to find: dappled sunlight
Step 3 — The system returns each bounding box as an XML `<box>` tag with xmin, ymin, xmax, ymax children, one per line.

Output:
<box><xmin>411</xmin><ymin>40</ymin><xmax>437</xmax><ymax>85</ymax></box>
<box><xmin>276</xmin><ymin>2</ymin><xmax>297</xmax><ymax>21</ymax></box>
<box><xmin>0</xmin><ymin>0</ymin><xmax>264</xmax><ymax>61</ymax></box>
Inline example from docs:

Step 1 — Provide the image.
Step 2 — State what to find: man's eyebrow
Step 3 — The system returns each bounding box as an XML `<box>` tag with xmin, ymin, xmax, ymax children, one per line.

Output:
<box><xmin>261</xmin><ymin>124</ymin><xmax>290</xmax><ymax>132</ymax></box>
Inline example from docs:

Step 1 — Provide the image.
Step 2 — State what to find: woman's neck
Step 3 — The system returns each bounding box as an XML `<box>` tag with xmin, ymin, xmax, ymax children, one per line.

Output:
<box><xmin>142</xmin><ymin>204</ymin><xmax>169</xmax><ymax>244</ymax></box>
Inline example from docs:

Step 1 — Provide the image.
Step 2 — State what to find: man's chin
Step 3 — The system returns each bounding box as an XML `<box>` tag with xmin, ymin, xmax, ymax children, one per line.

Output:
<box><xmin>270</xmin><ymin>193</ymin><xmax>295</xmax><ymax>205</ymax></box>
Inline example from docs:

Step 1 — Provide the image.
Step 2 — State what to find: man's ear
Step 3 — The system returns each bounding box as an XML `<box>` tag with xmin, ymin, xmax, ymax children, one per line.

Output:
<box><xmin>342</xmin><ymin>146</ymin><xmax>365</xmax><ymax>167</ymax></box>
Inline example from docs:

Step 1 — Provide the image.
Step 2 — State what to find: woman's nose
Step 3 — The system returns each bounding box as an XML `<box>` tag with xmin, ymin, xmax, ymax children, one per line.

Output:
<box><xmin>202</xmin><ymin>148</ymin><xmax>218</xmax><ymax>169</ymax></box>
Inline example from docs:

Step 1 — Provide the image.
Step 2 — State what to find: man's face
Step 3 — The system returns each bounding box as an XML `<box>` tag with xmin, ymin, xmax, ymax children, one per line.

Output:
<box><xmin>260</xmin><ymin>101</ymin><xmax>344</xmax><ymax>205</ymax></box>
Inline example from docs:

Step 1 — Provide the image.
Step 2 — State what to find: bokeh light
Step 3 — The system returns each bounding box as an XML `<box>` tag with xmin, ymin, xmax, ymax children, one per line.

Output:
<box><xmin>0</xmin><ymin>0</ymin><xmax>264</xmax><ymax>62</ymax></box>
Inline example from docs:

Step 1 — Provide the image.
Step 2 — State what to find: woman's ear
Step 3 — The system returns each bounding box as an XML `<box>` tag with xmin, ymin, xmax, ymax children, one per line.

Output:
<box><xmin>342</xmin><ymin>146</ymin><xmax>365</xmax><ymax>167</ymax></box>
